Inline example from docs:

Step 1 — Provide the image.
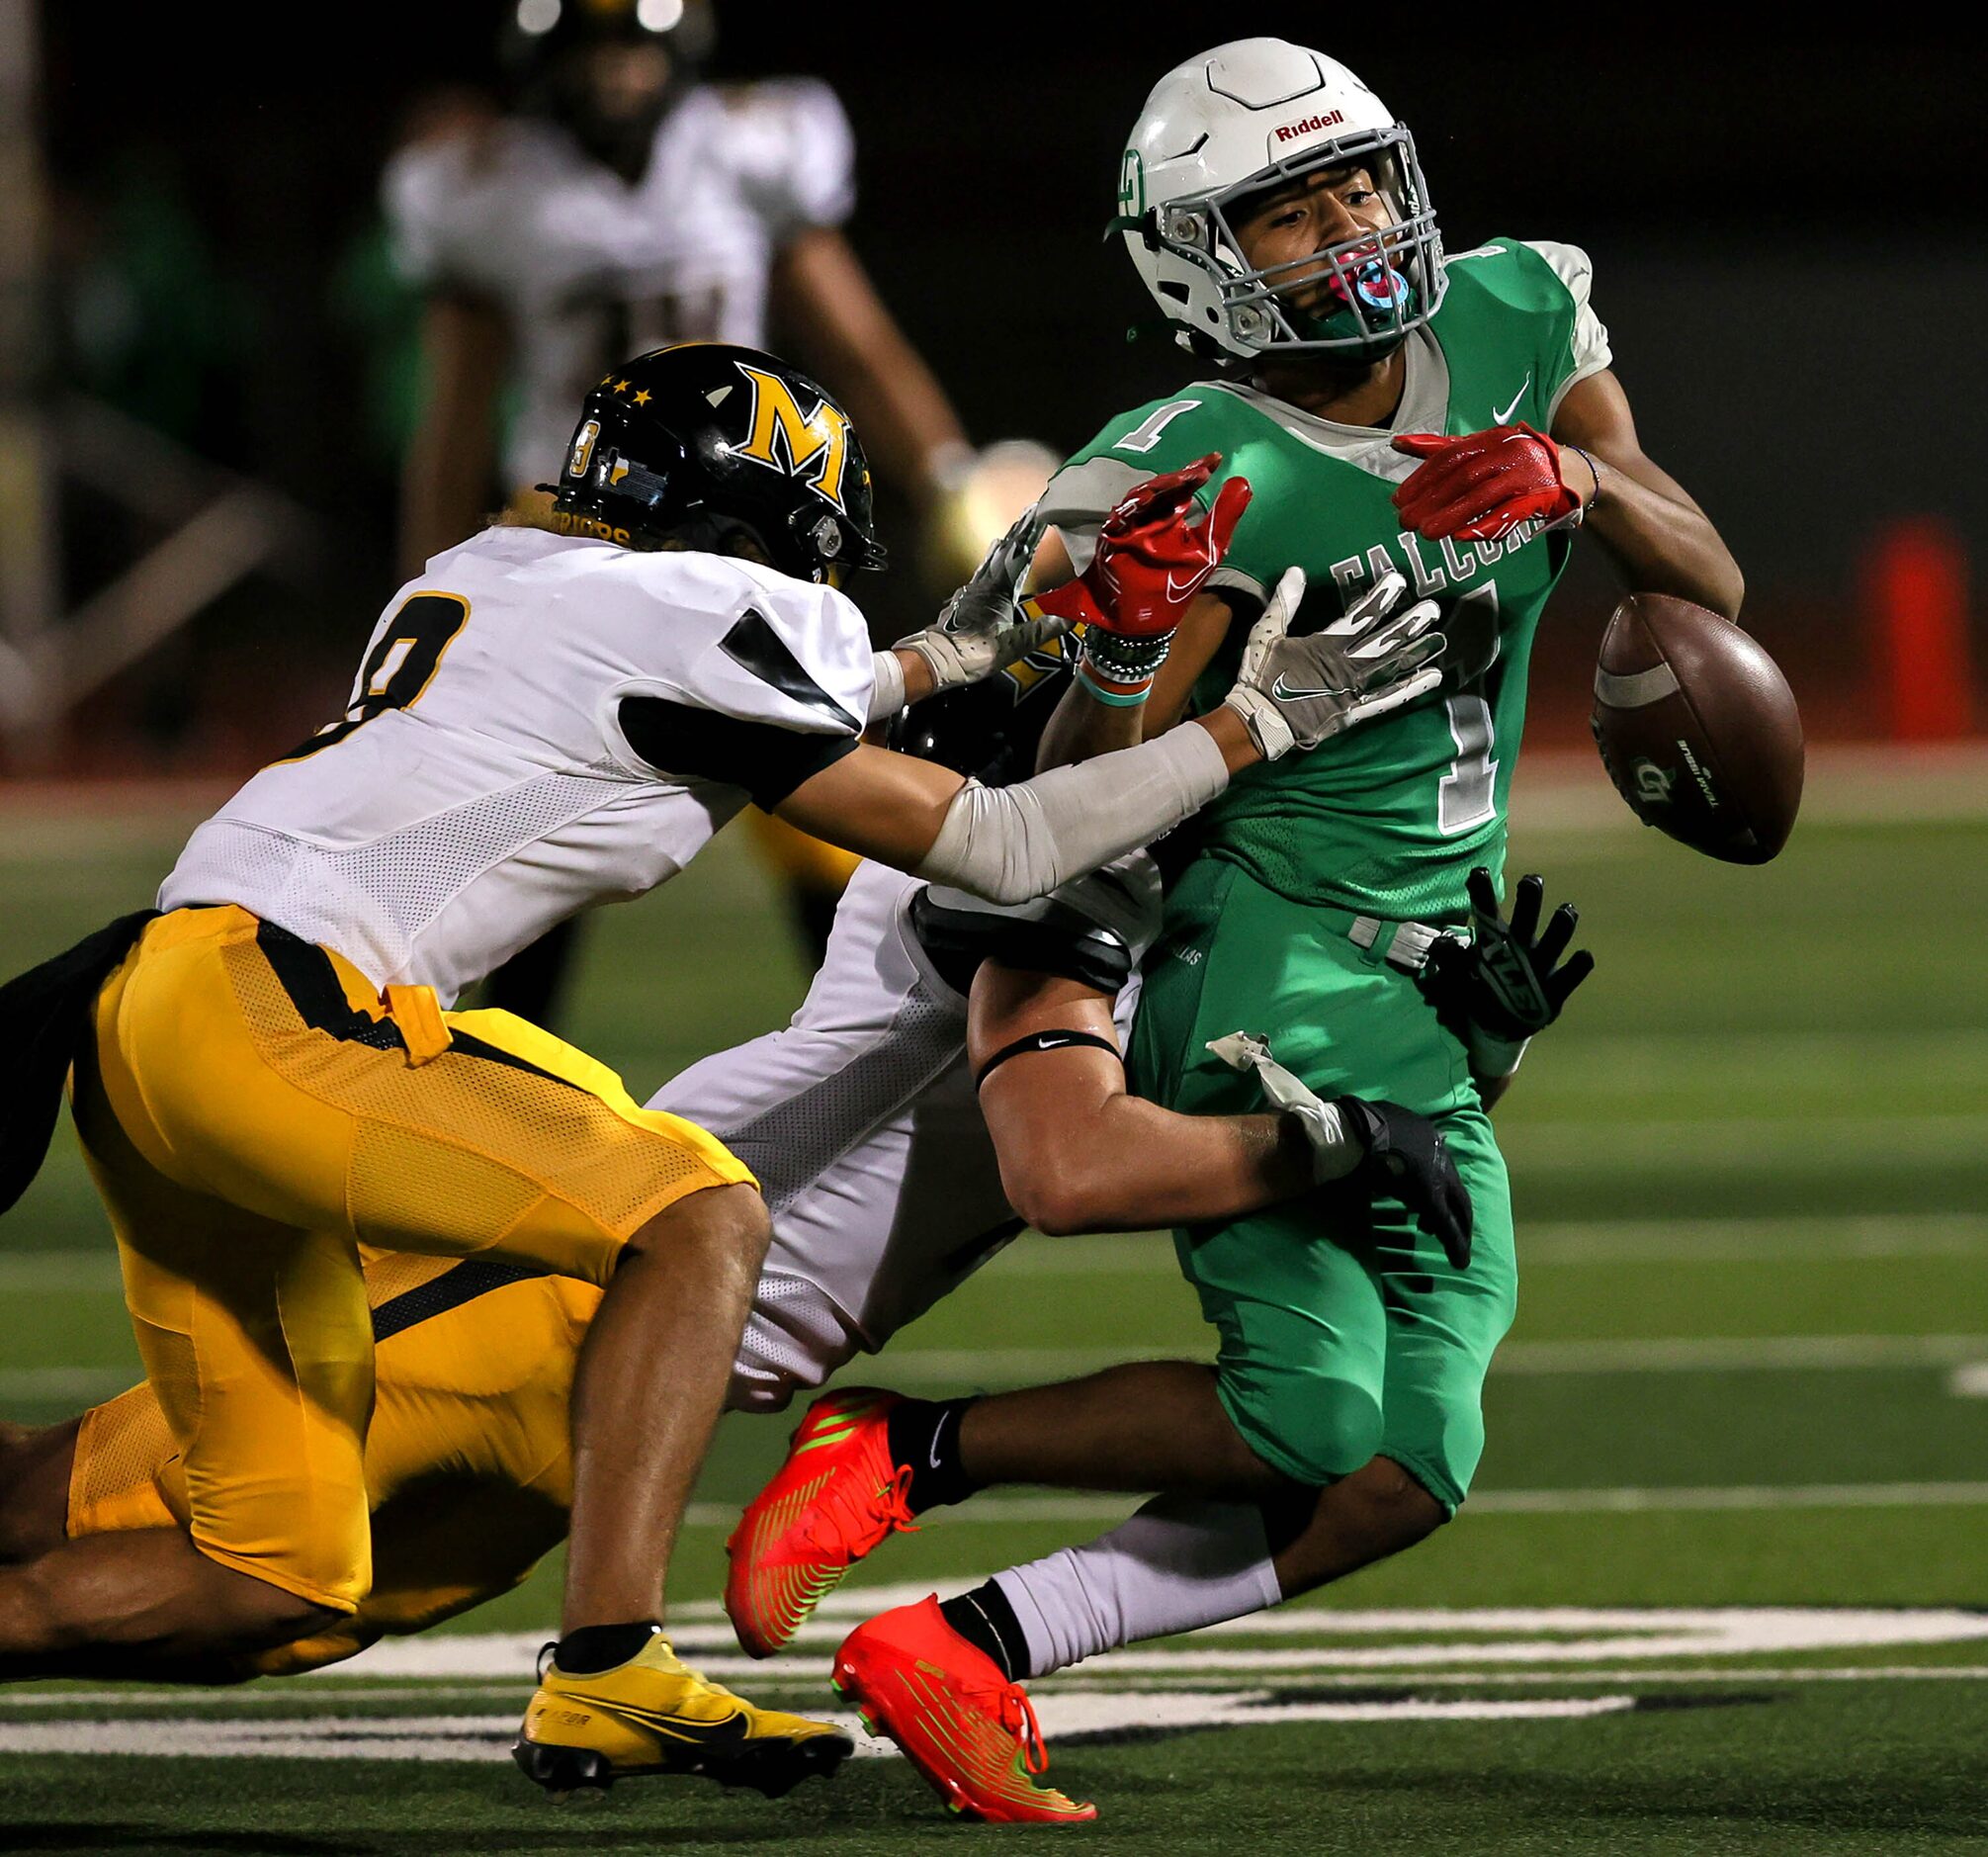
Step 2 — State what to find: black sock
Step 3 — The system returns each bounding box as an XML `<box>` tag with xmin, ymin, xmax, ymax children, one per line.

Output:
<box><xmin>938</xmin><ymin>1582</ymin><xmax>1031</xmax><ymax>1682</ymax></box>
<box><xmin>554</xmin><ymin>1621</ymin><xmax>659</xmax><ymax>1675</ymax></box>
<box><xmin>887</xmin><ymin>1396</ymin><xmax>981</xmax><ymax>1512</ymax></box>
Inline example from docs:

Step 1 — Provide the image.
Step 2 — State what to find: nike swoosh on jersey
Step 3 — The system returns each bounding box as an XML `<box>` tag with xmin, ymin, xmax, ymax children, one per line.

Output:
<box><xmin>1493</xmin><ymin>375</ymin><xmax>1532</xmax><ymax>425</ymax></box>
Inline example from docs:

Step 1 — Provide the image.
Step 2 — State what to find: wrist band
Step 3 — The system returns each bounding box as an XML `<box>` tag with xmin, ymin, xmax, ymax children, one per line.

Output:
<box><xmin>1077</xmin><ymin>664</ymin><xmax>1155</xmax><ymax>707</ymax></box>
<box><xmin>1566</xmin><ymin>445</ymin><xmax>1602</xmax><ymax>514</ymax></box>
<box><xmin>1081</xmin><ymin>630</ymin><xmax>1173</xmax><ymax>681</ymax></box>
<box><xmin>975</xmin><ymin>1026</ymin><xmax>1122</xmax><ymax>1091</ymax></box>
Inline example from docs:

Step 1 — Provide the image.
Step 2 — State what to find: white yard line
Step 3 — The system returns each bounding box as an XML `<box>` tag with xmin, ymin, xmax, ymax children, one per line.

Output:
<box><xmin>1499</xmin><ymin>1112</ymin><xmax>1988</xmax><ymax>1169</ymax></box>
<box><xmin>1468</xmin><ymin>1480</ymin><xmax>1988</xmax><ymax>1513</ymax></box>
<box><xmin>314</xmin><ymin>1605</ymin><xmax>1988</xmax><ymax>1682</ymax></box>
<box><xmin>0</xmin><ymin>1692</ymin><xmax>1642</xmax><ymax>1761</ymax></box>
<box><xmin>1495</xmin><ymin>1333</ymin><xmax>1988</xmax><ymax>1372</ymax></box>
<box><xmin>1516</xmin><ymin>1213</ymin><xmax>1988</xmax><ymax>1265</ymax></box>
<box><xmin>851</xmin><ymin>1332</ymin><xmax>1988</xmax><ymax>1385</ymax></box>
<box><xmin>11</xmin><ymin>1331</ymin><xmax>1988</xmax><ymax>1409</ymax></box>
<box><xmin>991</xmin><ymin>1214</ymin><xmax>1988</xmax><ymax>1276</ymax></box>
<box><xmin>7</xmin><ymin>1210</ymin><xmax>1983</xmax><ymax>1294</ymax></box>
<box><xmin>8</xmin><ymin>1667</ymin><xmax>1986</xmax><ymax>1715</ymax></box>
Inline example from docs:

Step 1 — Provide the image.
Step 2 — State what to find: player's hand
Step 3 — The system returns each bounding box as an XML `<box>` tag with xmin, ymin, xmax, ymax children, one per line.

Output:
<box><xmin>896</xmin><ymin>507</ymin><xmax>1063</xmax><ymax>694</ymax></box>
<box><xmin>1390</xmin><ymin>423</ymin><xmax>1584</xmax><ymax>543</ymax></box>
<box><xmin>1033</xmin><ymin>454</ymin><xmax>1252</xmax><ymax>641</ymax></box>
<box><xmin>1422</xmin><ymin>866</ymin><xmax>1596</xmax><ymax>1079</ymax></box>
<box><xmin>1331</xmin><ymin>1096</ymin><xmax>1475</xmax><ymax>1271</ymax></box>
<box><xmin>1222</xmin><ymin>567</ymin><xmax>1445</xmax><ymax>760</ymax></box>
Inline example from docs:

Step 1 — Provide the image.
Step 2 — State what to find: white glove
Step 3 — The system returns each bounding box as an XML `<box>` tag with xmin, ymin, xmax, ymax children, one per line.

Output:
<box><xmin>1222</xmin><ymin>568</ymin><xmax>1445</xmax><ymax>761</ymax></box>
<box><xmin>893</xmin><ymin>508</ymin><xmax>1067</xmax><ymax>695</ymax></box>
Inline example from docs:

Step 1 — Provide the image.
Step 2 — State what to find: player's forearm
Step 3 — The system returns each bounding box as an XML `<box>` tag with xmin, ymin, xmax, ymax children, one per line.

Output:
<box><xmin>865</xmin><ymin>648</ymin><xmax>938</xmax><ymax>722</ymax></box>
<box><xmin>1035</xmin><ymin>676</ymin><xmax>1147</xmax><ymax>770</ymax></box>
<box><xmin>783</xmin><ymin>710</ymin><xmax>1253</xmax><ymax>903</ymax></box>
<box><xmin>1576</xmin><ymin>459</ymin><xmax>1745</xmax><ymax>620</ymax></box>
<box><xmin>1034</xmin><ymin>592</ymin><xmax>1232</xmax><ymax>772</ymax></box>
<box><xmin>1004</xmin><ymin>1098</ymin><xmax>1313</xmax><ymax>1236</ymax></box>
<box><xmin>916</xmin><ymin>711</ymin><xmax>1255</xmax><ymax>905</ymax></box>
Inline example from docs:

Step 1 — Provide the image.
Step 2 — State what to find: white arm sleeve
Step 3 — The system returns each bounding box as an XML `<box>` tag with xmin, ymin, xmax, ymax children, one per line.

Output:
<box><xmin>914</xmin><ymin>722</ymin><xmax>1229</xmax><ymax>906</ymax></box>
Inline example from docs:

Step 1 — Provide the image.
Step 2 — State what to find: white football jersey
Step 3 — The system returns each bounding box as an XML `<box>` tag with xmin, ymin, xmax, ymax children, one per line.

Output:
<box><xmin>653</xmin><ymin>851</ymin><xmax>1165</xmax><ymax>1410</ymax></box>
<box><xmin>161</xmin><ymin>527</ymin><xmax>874</xmax><ymax>1003</ymax></box>
<box><xmin>385</xmin><ymin>82</ymin><xmax>855</xmax><ymax>492</ymax></box>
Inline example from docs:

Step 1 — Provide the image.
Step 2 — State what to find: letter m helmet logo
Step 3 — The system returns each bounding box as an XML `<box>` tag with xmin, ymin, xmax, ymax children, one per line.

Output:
<box><xmin>731</xmin><ymin>364</ymin><xmax>855</xmax><ymax>512</ymax></box>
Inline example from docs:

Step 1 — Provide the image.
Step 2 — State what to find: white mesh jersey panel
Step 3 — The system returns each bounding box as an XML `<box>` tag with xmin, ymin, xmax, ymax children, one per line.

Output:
<box><xmin>728</xmin><ymin>1271</ymin><xmax>865</xmax><ymax>1413</ymax></box>
<box><xmin>161</xmin><ymin>528</ymin><xmax>873</xmax><ymax>999</ymax></box>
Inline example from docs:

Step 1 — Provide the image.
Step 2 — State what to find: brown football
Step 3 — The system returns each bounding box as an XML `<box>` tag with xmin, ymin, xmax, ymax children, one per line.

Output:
<box><xmin>1590</xmin><ymin>593</ymin><xmax>1804</xmax><ymax>863</ymax></box>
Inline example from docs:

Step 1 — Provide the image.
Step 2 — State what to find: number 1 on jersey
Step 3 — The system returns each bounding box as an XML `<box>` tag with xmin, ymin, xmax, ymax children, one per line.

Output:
<box><xmin>274</xmin><ymin>593</ymin><xmax>469</xmax><ymax>763</ymax></box>
<box><xmin>1437</xmin><ymin>583</ymin><xmax>1500</xmax><ymax>835</ymax></box>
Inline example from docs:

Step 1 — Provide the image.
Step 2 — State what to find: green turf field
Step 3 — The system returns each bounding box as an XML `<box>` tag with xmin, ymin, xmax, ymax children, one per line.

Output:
<box><xmin>3</xmin><ymin>761</ymin><xmax>1986</xmax><ymax>1854</ymax></box>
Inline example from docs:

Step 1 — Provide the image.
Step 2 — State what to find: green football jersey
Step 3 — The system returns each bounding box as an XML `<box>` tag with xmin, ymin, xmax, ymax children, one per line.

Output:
<box><xmin>1040</xmin><ymin>237</ymin><xmax>1610</xmax><ymax>921</ymax></box>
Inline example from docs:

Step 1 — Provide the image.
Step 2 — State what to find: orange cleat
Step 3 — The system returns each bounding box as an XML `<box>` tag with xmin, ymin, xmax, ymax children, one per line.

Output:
<box><xmin>832</xmin><ymin>1596</ymin><xmax>1096</xmax><ymax>1824</ymax></box>
<box><xmin>725</xmin><ymin>1387</ymin><xmax>919</xmax><ymax>1658</ymax></box>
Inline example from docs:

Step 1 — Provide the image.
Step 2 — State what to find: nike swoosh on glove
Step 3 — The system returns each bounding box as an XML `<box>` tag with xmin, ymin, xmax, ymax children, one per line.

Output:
<box><xmin>1031</xmin><ymin>454</ymin><xmax>1252</xmax><ymax>642</ymax></box>
<box><xmin>1222</xmin><ymin>567</ymin><xmax>1445</xmax><ymax>759</ymax></box>
<box><xmin>1390</xmin><ymin>423</ymin><xmax>1580</xmax><ymax>544</ymax></box>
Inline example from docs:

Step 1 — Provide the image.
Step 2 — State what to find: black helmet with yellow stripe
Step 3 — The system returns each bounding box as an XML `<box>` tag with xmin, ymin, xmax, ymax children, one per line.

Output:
<box><xmin>548</xmin><ymin>343</ymin><xmax>888</xmax><ymax>586</ymax></box>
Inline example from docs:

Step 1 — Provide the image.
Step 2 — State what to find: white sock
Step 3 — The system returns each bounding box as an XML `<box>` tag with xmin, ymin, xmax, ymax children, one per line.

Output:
<box><xmin>991</xmin><ymin>1496</ymin><xmax>1281</xmax><ymax>1678</ymax></box>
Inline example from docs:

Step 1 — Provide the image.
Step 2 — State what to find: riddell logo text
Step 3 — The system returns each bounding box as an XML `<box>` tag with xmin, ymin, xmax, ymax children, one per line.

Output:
<box><xmin>1275</xmin><ymin>110</ymin><xmax>1344</xmax><ymax>141</ymax></box>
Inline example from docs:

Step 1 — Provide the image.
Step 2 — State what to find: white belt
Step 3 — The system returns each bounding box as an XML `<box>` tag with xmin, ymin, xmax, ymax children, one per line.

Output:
<box><xmin>1346</xmin><ymin>915</ymin><xmax>1457</xmax><ymax>974</ymax></box>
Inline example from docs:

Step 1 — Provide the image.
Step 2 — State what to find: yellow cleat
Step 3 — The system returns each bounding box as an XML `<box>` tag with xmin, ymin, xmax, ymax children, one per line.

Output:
<box><xmin>512</xmin><ymin>1633</ymin><xmax>854</xmax><ymax>1799</ymax></box>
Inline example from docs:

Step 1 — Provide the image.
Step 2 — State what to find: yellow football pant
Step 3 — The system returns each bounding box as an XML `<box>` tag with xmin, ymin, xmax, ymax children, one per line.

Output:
<box><xmin>68</xmin><ymin>1255</ymin><xmax>600</xmax><ymax>1676</ymax></box>
<box><xmin>71</xmin><ymin>906</ymin><xmax>751</xmax><ymax>1613</ymax></box>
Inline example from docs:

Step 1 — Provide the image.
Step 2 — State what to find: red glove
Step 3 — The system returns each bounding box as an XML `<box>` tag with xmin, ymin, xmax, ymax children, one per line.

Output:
<box><xmin>1033</xmin><ymin>454</ymin><xmax>1253</xmax><ymax>640</ymax></box>
<box><xmin>1391</xmin><ymin>423</ymin><xmax>1581</xmax><ymax>544</ymax></box>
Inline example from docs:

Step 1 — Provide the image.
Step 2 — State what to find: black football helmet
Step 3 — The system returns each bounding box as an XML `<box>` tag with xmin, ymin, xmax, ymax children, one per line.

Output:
<box><xmin>501</xmin><ymin>0</ymin><xmax>715</xmax><ymax>171</ymax></box>
<box><xmin>548</xmin><ymin>343</ymin><xmax>888</xmax><ymax>585</ymax></box>
<box><xmin>887</xmin><ymin>630</ymin><xmax>1077</xmax><ymax>784</ymax></box>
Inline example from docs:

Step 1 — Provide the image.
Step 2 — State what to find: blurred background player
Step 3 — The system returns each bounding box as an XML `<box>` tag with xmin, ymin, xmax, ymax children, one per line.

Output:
<box><xmin>385</xmin><ymin>0</ymin><xmax>1053</xmax><ymax>1006</ymax></box>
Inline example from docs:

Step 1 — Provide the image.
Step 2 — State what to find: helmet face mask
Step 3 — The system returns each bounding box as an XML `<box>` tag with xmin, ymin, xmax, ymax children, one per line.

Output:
<box><xmin>549</xmin><ymin>344</ymin><xmax>888</xmax><ymax>585</ymax></box>
<box><xmin>1187</xmin><ymin>129</ymin><xmax>1441</xmax><ymax>358</ymax></box>
<box><xmin>1119</xmin><ymin>42</ymin><xmax>1447</xmax><ymax>364</ymax></box>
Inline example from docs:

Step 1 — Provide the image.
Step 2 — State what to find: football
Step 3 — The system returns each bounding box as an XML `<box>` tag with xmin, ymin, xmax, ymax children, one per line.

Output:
<box><xmin>1590</xmin><ymin>593</ymin><xmax>1804</xmax><ymax>863</ymax></box>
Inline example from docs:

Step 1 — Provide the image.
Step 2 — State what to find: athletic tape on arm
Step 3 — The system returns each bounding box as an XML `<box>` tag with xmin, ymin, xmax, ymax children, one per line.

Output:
<box><xmin>867</xmin><ymin>649</ymin><xmax>908</xmax><ymax>724</ymax></box>
<box><xmin>914</xmin><ymin>723</ymin><xmax>1228</xmax><ymax>906</ymax></box>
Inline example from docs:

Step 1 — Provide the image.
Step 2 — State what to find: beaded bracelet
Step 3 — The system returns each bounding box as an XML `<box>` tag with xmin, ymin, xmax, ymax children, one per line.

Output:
<box><xmin>1565</xmin><ymin>444</ymin><xmax>1603</xmax><ymax>516</ymax></box>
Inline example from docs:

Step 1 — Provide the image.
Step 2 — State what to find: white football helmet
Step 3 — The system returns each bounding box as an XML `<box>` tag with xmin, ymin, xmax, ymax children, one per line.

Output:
<box><xmin>1114</xmin><ymin>40</ymin><xmax>1445</xmax><ymax>360</ymax></box>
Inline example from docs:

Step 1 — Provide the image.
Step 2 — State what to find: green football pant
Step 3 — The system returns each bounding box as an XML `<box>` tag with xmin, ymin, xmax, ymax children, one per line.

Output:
<box><xmin>1129</xmin><ymin>858</ymin><xmax>1517</xmax><ymax>1513</ymax></box>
